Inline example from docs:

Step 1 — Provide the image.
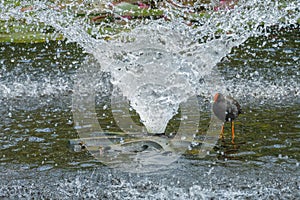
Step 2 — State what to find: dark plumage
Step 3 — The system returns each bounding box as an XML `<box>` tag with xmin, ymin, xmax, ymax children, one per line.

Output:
<box><xmin>213</xmin><ymin>93</ymin><xmax>242</xmax><ymax>143</ymax></box>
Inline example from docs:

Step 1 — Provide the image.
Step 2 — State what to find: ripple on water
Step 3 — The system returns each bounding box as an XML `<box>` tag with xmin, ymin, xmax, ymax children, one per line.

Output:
<box><xmin>37</xmin><ymin>165</ymin><xmax>54</xmax><ymax>172</ymax></box>
<box><xmin>35</xmin><ymin>128</ymin><xmax>53</xmax><ymax>133</ymax></box>
<box><xmin>28</xmin><ymin>136</ymin><xmax>45</xmax><ymax>143</ymax></box>
<box><xmin>0</xmin><ymin>164</ymin><xmax>299</xmax><ymax>199</ymax></box>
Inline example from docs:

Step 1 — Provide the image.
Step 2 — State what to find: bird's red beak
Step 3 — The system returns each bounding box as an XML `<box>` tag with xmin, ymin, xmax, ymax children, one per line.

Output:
<box><xmin>214</xmin><ymin>93</ymin><xmax>219</xmax><ymax>102</ymax></box>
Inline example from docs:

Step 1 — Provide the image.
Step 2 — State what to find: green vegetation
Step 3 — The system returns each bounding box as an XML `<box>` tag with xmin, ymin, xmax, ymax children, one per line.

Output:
<box><xmin>0</xmin><ymin>1</ymin><xmax>166</xmax><ymax>43</ymax></box>
<box><xmin>0</xmin><ymin>20</ymin><xmax>64</xmax><ymax>43</ymax></box>
<box><xmin>0</xmin><ymin>0</ymin><xmax>299</xmax><ymax>43</ymax></box>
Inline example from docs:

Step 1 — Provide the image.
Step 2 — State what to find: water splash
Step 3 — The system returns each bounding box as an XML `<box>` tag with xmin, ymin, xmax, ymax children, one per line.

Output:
<box><xmin>94</xmin><ymin>24</ymin><xmax>243</xmax><ymax>132</ymax></box>
<box><xmin>0</xmin><ymin>0</ymin><xmax>299</xmax><ymax>133</ymax></box>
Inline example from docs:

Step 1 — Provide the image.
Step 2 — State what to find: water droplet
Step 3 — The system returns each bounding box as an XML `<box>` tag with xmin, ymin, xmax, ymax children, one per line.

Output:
<box><xmin>103</xmin><ymin>104</ymin><xmax>108</xmax><ymax>110</ymax></box>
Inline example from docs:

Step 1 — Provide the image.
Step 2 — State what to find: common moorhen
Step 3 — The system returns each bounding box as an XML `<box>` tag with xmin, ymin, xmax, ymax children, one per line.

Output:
<box><xmin>213</xmin><ymin>93</ymin><xmax>242</xmax><ymax>143</ymax></box>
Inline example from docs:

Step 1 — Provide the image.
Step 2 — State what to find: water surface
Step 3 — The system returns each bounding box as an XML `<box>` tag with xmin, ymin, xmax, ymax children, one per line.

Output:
<box><xmin>0</xmin><ymin>26</ymin><xmax>299</xmax><ymax>198</ymax></box>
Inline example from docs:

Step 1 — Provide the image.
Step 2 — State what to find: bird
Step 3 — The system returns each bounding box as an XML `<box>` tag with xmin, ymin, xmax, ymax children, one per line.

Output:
<box><xmin>213</xmin><ymin>93</ymin><xmax>242</xmax><ymax>143</ymax></box>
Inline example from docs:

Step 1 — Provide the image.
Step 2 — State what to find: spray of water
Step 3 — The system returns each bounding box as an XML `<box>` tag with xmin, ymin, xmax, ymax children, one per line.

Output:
<box><xmin>0</xmin><ymin>0</ymin><xmax>299</xmax><ymax>133</ymax></box>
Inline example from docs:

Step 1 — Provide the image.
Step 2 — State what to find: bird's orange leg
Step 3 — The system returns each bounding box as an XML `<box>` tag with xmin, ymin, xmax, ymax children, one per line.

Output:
<box><xmin>231</xmin><ymin>121</ymin><xmax>235</xmax><ymax>144</ymax></box>
<box><xmin>220</xmin><ymin>124</ymin><xmax>225</xmax><ymax>140</ymax></box>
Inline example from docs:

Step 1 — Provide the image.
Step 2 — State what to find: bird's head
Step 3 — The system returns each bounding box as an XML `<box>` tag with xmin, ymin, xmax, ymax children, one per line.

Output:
<box><xmin>213</xmin><ymin>93</ymin><xmax>225</xmax><ymax>103</ymax></box>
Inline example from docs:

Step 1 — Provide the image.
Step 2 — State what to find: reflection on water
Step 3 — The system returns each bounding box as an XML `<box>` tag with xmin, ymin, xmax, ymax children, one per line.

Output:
<box><xmin>0</xmin><ymin>26</ymin><xmax>299</xmax><ymax>198</ymax></box>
